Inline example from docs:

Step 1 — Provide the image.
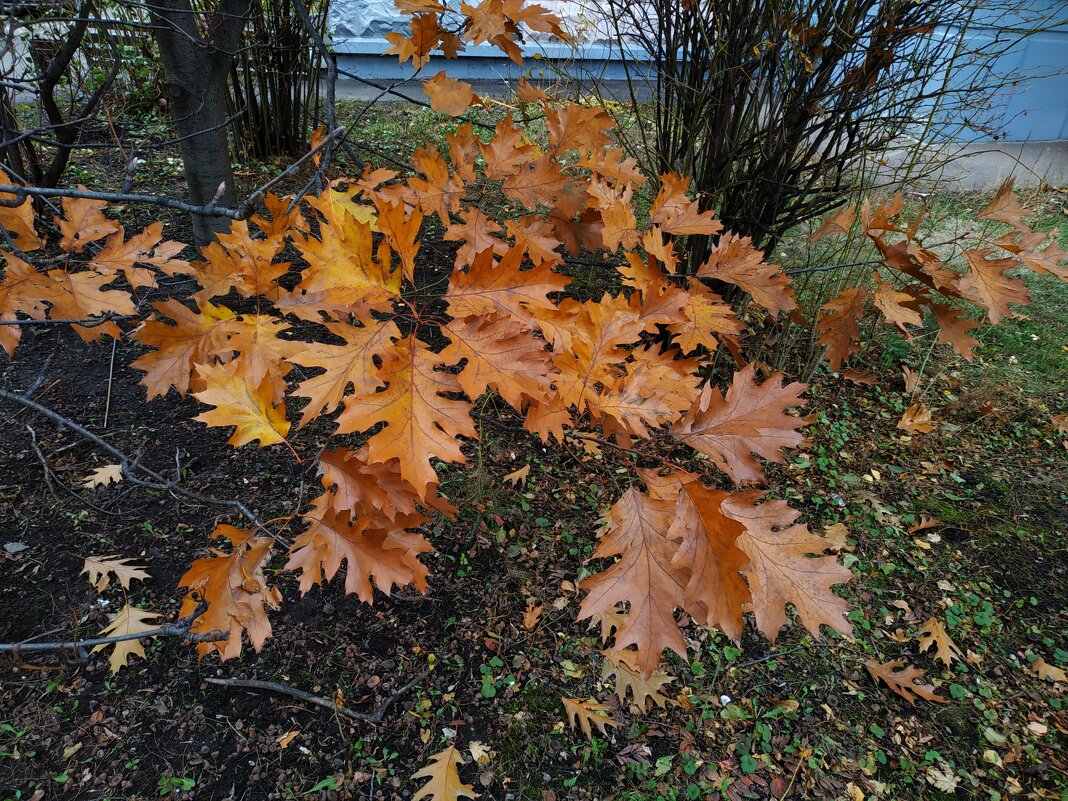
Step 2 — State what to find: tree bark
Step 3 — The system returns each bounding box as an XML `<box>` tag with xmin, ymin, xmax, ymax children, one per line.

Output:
<box><xmin>147</xmin><ymin>0</ymin><xmax>250</xmax><ymax>244</ymax></box>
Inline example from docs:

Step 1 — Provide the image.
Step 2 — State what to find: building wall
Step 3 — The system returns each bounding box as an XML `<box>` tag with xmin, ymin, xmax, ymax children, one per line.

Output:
<box><xmin>329</xmin><ymin>1</ymin><xmax>1068</xmax><ymax>143</ymax></box>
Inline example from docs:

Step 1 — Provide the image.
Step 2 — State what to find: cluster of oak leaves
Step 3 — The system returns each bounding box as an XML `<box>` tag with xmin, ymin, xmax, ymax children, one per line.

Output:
<box><xmin>2</xmin><ymin>0</ymin><xmax>1068</xmax><ymax>787</ymax></box>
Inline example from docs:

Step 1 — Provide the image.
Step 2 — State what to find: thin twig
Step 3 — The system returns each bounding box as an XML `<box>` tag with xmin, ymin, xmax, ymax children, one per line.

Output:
<box><xmin>0</xmin><ymin>601</ymin><xmax>226</xmax><ymax>661</ymax></box>
<box><xmin>204</xmin><ymin>668</ymin><xmax>431</xmax><ymax>725</ymax></box>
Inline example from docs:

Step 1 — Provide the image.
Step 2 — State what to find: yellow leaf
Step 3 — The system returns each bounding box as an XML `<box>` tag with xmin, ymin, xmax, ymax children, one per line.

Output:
<box><xmin>92</xmin><ymin>604</ymin><xmax>161</xmax><ymax>673</ymax></box>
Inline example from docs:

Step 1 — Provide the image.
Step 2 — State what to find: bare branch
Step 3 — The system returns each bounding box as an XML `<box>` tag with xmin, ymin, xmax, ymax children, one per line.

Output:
<box><xmin>204</xmin><ymin>668</ymin><xmax>431</xmax><ymax>725</ymax></box>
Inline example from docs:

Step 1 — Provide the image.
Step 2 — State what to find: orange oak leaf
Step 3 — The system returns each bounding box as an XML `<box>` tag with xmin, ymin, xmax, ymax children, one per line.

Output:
<box><xmin>192</xmin><ymin>359</ymin><xmax>291</xmax><ymax>447</ymax></box>
<box><xmin>808</xmin><ymin>206</ymin><xmax>856</xmax><ymax>243</ymax></box>
<box><xmin>865</xmin><ymin>658</ymin><xmax>946</xmax><ymax>705</ymax></box>
<box><xmin>722</xmin><ymin>493</ymin><xmax>854</xmax><ymax>642</ymax></box>
<box><xmin>193</xmin><ymin>221</ymin><xmax>289</xmax><ymax>303</ymax></box>
<box><xmin>697</xmin><ymin>233</ymin><xmax>796</xmax><ymax>314</ymax></box>
<box><xmin>43</xmin><ymin>268</ymin><xmax>136</xmax><ymax>341</ymax></box>
<box><xmin>672</xmin><ymin>364</ymin><xmax>808</xmax><ymax>485</ymax></box>
<box><xmin>446</xmin><ymin>122</ymin><xmax>480</xmax><ymax>183</ymax></box>
<box><xmin>588</xmin><ymin>178</ymin><xmax>639</xmax><ymax>251</ymax></box>
<box><xmin>424</xmin><ymin>71</ymin><xmax>481</xmax><ymax>116</ymax></box>
<box><xmin>505</xmin><ymin>216</ymin><xmax>563</xmax><ymax>265</ymax></box>
<box><xmin>445</xmin><ymin>245</ymin><xmax>569</xmax><ymax>327</ymax></box>
<box><xmin>480</xmin><ymin>114</ymin><xmax>534</xmax><ymax>180</ymax></box>
<box><xmin>545</xmin><ymin>104</ymin><xmax>614</xmax><ymax>154</ymax></box>
<box><xmin>959</xmin><ymin>248</ymin><xmax>1031</xmax><ymax>323</ymax></box>
<box><xmin>816</xmin><ymin>286</ymin><xmax>868</xmax><ymax>370</ymax></box>
<box><xmin>579</xmin><ymin>147</ymin><xmax>646</xmax><ymax>187</ymax></box>
<box><xmin>178</xmin><ymin>525</ymin><xmax>281</xmax><ymax>660</ymax></box>
<box><xmin>441</xmin><ymin>313</ymin><xmax>553</xmax><ymax>411</ymax></box>
<box><xmin>897</xmin><ymin>403</ymin><xmax>934</xmax><ymax>434</ymax></box>
<box><xmin>872</xmin><ymin>275</ymin><xmax>922</xmax><ymax>332</ymax></box>
<box><xmin>408</xmin><ymin>146</ymin><xmax>466</xmax><ymax>224</ymax></box>
<box><xmin>56</xmin><ymin>194</ymin><xmax>119</xmax><ymax>252</ymax></box>
<box><xmin>561</xmin><ymin>698</ymin><xmax>620</xmax><ymax>740</ymax></box>
<box><xmin>0</xmin><ymin>190</ymin><xmax>41</xmax><ymax>250</ymax></box>
<box><xmin>445</xmin><ymin>208</ymin><xmax>507</xmax><ymax>267</ymax></box>
<box><xmin>671</xmin><ymin>281</ymin><xmax>743</xmax><ymax>353</ymax></box>
<box><xmin>316</xmin><ymin>446</ymin><xmax>438</xmax><ymax>521</ymax></box>
<box><xmin>995</xmin><ymin>230</ymin><xmax>1068</xmax><ymax>281</ymax></box>
<box><xmin>515</xmin><ymin>77</ymin><xmax>549</xmax><ymax>103</ymax></box>
<box><xmin>284</xmin><ymin>499</ymin><xmax>431</xmax><ymax>602</ymax></box>
<box><xmin>0</xmin><ymin>254</ymin><xmax>64</xmax><ymax>356</ymax></box>
<box><xmin>384</xmin><ymin>13</ymin><xmax>440</xmax><ymax>69</ymax></box>
<box><xmin>502</xmin><ymin>154</ymin><xmax>568</xmax><ymax>210</ymax></box>
<box><xmin>668</xmin><ymin>482</ymin><xmax>751</xmax><ymax>642</ymax></box>
<box><xmin>374</xmin><ymin>199</ymin><xmax>423</xmax><ymax>281</ymax></box>
<box><xmin>930</xmin><ymin>302</ymin><xmax>981</xmax><ymax>360</ymax></box>
<box><xmin>289</xmin><ymin>319</ymin><xmax>401</xmax><ymax>427</ymax></box>
<box><xmin>578</xmin><ymin>487</ymin><xmax>688</xmax><ymax>676</ymax></box>
<box><xmin>132</xmin><ymin>299</ymin><xmax>238</xmax><ymax>398</ymax></box>
<box><xmin>217</xmin><ymin>314</ymin><xmax>300</xmax><ymax>388</ymax></box>
<box><xmin>293</xmin><ymin>203</ymin><xmax>399</xmax><ymax>311</ymax></box>
<box><xmin>250</xmin><ymin>191</ymin><xmax>310</xmax><ymax>239</ymax></box>
<box><xmin>649</xmin><ymin>173</ymin><xmax>722</xmax><ymax>236</ymax></box>
<box><xmin>335</xmin><ymin>335</ymin><xmax>477</xmax><ymax>497</ymax></box>
<box><xmin>977</xmin><ymin>179</ymin><xmax>1030</xmax><ymax>231</ymax></box>
<box><xmin>916</xmin><ymin>617</ymin><xmax>964</xmax><ymax>665</ymax></box>
<box><xmin>90</xmin><ymin>222</ymin><xmax>190</xmax><ymax>289</ymax></box>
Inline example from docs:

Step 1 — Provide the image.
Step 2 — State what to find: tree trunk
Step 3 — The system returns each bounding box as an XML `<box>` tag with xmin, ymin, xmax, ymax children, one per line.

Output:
<box><xmin>147</xmin><ymin>0</ymin><xmax>250</xmax><ymax>244</ymax></box>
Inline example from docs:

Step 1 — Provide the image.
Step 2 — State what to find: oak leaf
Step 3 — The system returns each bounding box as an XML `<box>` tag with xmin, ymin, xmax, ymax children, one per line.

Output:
<box><xmin>672</xmin><ymin>364</ymin><xmax>808</xmax><ymax>485</ymax></box>
<box><xmin>916</xmin><ymin>617</ymin><xmax>964</xmax><ymax>665</ymax></box>
<box><xmin>132</xmin><ymin>299</ymin><xmax>238</xmax><ymax>399</ymax></box>
<box><xmin>0</xmin><ymin>190</ymin><xmax>41</xmax><ymax>250</ymax></box>
<box><xmin>384</xmin><ymin>13</ymin><xmax>440</xmax><ymax>69</ymax></box>
<box><xmin>192</xmin><ymin>360</ymin><xmax>291</xmax><ymax>448</ymax></box>
<box><xmin>445</xmin><ymin>245</ymin><xmax>569</xmax><ymax>328</ymax></box>
<box><xmin>578</xmin><ymin>487</ymin><xmax>688</xmax><ymax>676</ymax></box>
<box><xmin>81</xmin><ymin>554</ymin><xmax>150</xmax><ymax>592</ymax></box>
<box><xmin>92</xmin><ymin>604</ymin><xmax>161</xmax><ymax>673</ymax></box>
<box><xmin>43</xmin><ymin>268</ymin><xmax>136</xmax><ymax>341</ymax></box>
<box><xmin>289</xmin><ymin>320</ymin><xmax>402</xmax><ymax>427</ymax></box>
<box><xmin>602</xmin><ymin>649</ymin><xmax>674</xmax><ymax>714</ymax></box>
<box><xmin>90</xmin><ymin>222</ymin><xmax>190</xmax><ymax>288</ymax></box>
<box><xmin>424</xmin><ymin>71</ymin><xmax>481</xmax><ymax>116</ymax></box>
<box><xmin>808</xmin><ymin>206</ymin><xmax>856</xmax><ymax>243</ymax></box>
<box><xmin>671</xmin><ymin>281</ymin><xmax>743</xmax><ymax>353</ymax></box>
<box><xmin>284</xmin><ymin>500</ymin><xmax>431</xmax><ymax>602</ymax></box>
<box><xmin>179</xmin><ymin>525</ymin><xmax>281</xmax><ymax>659</ymax></box>
<box><xmin>335</xmin><ymin>335</ymin><xmax>477</xmax><ymax>497</ymax></box>
<box><xmin>723</xmin><ymin>493</ymin><xmax>854</xmax><ymax>643</ymax></box>
<box><xmin>80</xmin><ymin>464</ymin><xmax>124</xmax><ymax>489</ymax></box>
<box><xmin>480</xmin><ymin>115</ymin><xmax>534</xmax><ymax>180</ymax></box>
<box><xmin>816</xmin><ymin>286</ymin><xmax>868</xmax><ymax>370</ymax></box>
<box><xmin>897</xmin><ymin>403</ymin><xmax>934</xmax><ymax>434</ymax></box>
<box><xmin>668</xmin><ymin>482</ymin><xmax>751</xmax><ymax>641</ymax></box>
<box><xmin>445</xmin><ymin>209</ymin><xmax>507</xmax><ymax>267</ymax></box>
<box><xmin>960</xmin><ymin>248</ymin><xmax>1030</xmax><ymax>323</ymax></box>
<box><xmin>193</xmin><ymin>221</ymin><xmax>289</xmax><ymax>303</ymax></box>
<box><xmin>411</xmin><ymin>743</ymin><xmax>478</xmax><ymax>801</ymax></box>
<box><xmin>561</xmin><ymin>697</ymin><xmax>620</xmax><ymax>740</ymax></box>
<box><xmin>545</xmin><ymin>104</ymin><xmax>614</xmax><ymax>154</ymax></box>
<box><xmin>316</xmin><ymin>446</ymin><xmax>439</xmax><ymax>521</ymax></box>
<box><xmin>441</xmin><ymin>313</ymin><xmax>553</xmax><ymax>411</ymax></box>
<box><xmin>978</xmin><ymin>179</ymin><xmax>1030</xmax><ymax>230</ymax></box>
<box><xmin>930</xmin><ymin>303</ymin><xmax>981</xmax><ymax>361</ymax></box>
<box><xmin>56</xmin><ymin>194</ymin><xmax>119</xmax><ymax>252</ymax></box>
<box><xmin>865</xmin><ymin>658</ymin><xmax>946</xmax><ymax>705</ymax></box>
<box><xmin>697</xmin><ymin>233</ymin><xmax>795</xmax><ymax>314</ymax></box>
<box><xmin>872</xmin><ymin>276</ymin><xmax>922</xmax><ymax>332</ymax></box>
<box><xmin>649</xmin><ymin>173</ymin><xmax>722</xmax><ymax>236</ymax></box>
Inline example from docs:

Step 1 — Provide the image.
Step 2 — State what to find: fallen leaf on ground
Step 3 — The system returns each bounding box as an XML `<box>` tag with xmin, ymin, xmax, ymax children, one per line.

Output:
<box><xmin>81</xmin><ymin>555</ymin><xmax>151</xmax><ymax>592</ymax></box>
<box><xmin>81</xmin><ymin>464</ymin><xmax>123</xmax><ymax>489</ymax></box>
